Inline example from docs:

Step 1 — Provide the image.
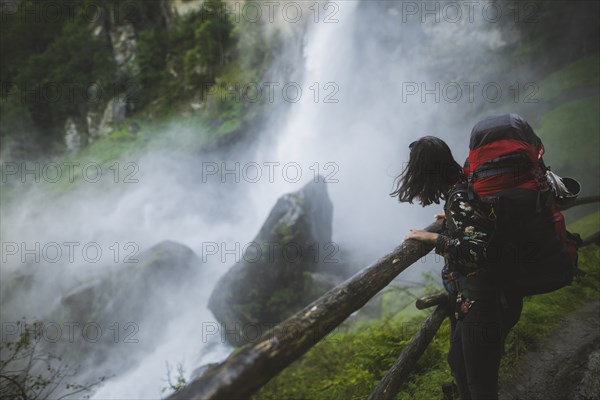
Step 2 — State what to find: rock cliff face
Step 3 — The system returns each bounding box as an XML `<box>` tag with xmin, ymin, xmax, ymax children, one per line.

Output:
<box><xmin>109</xmin><ymin>24</ymin><xmax>139</xmax><ymax>76</ymax></box>
<box><xmin>169</xmin><ymin>0</ymin><xmax>203</xmax><ymax>19</ymax></box>
<box><xmin>208</xmin><ymin>179</ymin><xmax>337</xmax><ymax>346</ymax></box>
<box><xmin>66</xmin><ymin>9</ymin><xmax>140</xmax><ymax>147</ymax></box>
<box><xmin>64</xmin><ymin>117</ymin><xmax>85</xmax><ymax>153</ymax></box>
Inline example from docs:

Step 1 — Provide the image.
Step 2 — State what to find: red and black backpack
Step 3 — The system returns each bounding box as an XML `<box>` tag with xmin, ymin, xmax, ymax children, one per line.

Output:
<box><xmin>463</xmin><ymin>113</ymin><xmax>583</xmax><ymax>296</ymax></box>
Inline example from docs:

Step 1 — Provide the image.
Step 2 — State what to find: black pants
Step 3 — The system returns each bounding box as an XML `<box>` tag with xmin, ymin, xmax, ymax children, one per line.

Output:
<box><xmin>447</xmin><ymin>293</ymin><xmax>523</xmax><ymax>400</ymax></box>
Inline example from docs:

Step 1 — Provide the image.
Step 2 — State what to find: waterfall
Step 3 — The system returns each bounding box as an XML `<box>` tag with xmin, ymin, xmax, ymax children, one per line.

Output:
<box><xmin>1</xmin><ymin>1</ymin><xmax>521</xmax><ymax>398</ymax></box>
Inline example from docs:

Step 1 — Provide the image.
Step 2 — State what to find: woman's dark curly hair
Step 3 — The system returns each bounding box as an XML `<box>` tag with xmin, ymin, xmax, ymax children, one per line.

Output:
<box><xmin>390</xmin><ymin>136</ymin><xmax>462</xmax><ymax>206</ymax></box>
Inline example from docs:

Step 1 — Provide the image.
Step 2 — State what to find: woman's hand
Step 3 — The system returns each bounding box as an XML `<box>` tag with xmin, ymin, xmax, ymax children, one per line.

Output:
<box><xmin>404</xmin><ymin>229</ymin><xmax>439</xmax><ymax>244</ymax></box>
<box><xmin>435</xmin><ymin>210</ymin><xmax>446</xmax><ymax>220</ymax></box>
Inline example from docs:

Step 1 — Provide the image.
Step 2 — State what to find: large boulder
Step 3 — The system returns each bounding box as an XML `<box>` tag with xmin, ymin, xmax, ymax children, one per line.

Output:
<box><xmin>55</xmin><ymin>240</ymin><xmax>200</xmax><ymax>372</ymax></box>
<box><xmin>208</xmin><ymin>179</ymin><xmax>335</xmax><ymax>346</ymax></box>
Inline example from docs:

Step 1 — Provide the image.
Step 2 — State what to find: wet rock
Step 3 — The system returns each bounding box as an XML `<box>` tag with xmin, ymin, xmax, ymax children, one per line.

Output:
<box><xmin>56</xmin><ymin>241</ymin><xmax>200</xmax><ymax>372</ymax></box>
<box><xmin>208</xmin><ymin>179</ymin><xmax>336</xmax><ymax>346</ymax></box>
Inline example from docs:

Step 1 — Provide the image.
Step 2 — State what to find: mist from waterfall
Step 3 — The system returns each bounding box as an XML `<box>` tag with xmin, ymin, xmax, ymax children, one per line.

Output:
<box><xmin>1</xmin><ymin>1</ymin><xmax>528</xmax><ymax>398</ymax></box>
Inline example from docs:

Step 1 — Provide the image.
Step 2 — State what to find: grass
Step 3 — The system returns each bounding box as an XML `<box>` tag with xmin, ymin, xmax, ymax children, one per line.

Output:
<box><xmin>253</xmin><ymin>310</ymin><xmax>431</xmax><ymax>400</ymax></box>
<box><xmin>0</xmin><ymin>110</ymin><xmax>229</xmax><ymax>204</ymax></box>
<box><xmin>537</xmin><ymin>53</ymin><xmax>600</xmax><ymax>101</ymax></box>
<box><xmin>535</xmin><ymin>95</ymin><xmax>600</xmax><ymax>178</ymax></box>
<box><xmin>568</xmin><ymin>210</ymin><xmax>600</xmax><ymax>240</ymax></box>
<box><xmin>36</xmin><ymin>120</ymin><xmax>161</xmax><ymax>199</ymax></box>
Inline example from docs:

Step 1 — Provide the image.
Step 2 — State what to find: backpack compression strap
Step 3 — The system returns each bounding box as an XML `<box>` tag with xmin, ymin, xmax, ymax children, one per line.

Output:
<box><xmin>467</xmin><ymin>139</ymin><xmax>542</xmax><ymax>198</ymax></box>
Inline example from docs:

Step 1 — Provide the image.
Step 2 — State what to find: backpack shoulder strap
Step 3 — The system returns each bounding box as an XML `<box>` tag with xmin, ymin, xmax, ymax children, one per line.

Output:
<box><xmin>447</xmin><ymin>182</ymin><xmax>499</xmax><ymax>223</ymax></box>
<box><xmin>448</xmin><ymin>182</ymin><xmax>469</xmax><ymax>203</ymax></box>
<box><xmin>445</xmin><ymin>182</ymin><xmax>469</xmax><ymax>215</ymax></box>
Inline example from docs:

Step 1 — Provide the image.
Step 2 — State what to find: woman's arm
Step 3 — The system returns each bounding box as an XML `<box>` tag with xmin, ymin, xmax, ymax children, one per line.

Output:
<box><xmin>403</xmin><ymin>209</ymin><xmax>446</xmax><ymax>242</ymax></box>
<box><xmin>404</xmin><ymin>229</ymin><xmax>438</xmax><ymax>243</ymax></box>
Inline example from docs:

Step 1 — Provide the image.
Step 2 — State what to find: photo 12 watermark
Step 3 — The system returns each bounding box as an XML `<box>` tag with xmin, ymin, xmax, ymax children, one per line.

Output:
<box><xmin>400</xmin><ymin>81</ymin><xmax>540</xmax><ymax>104</ymax></box>
<box><xmin>393</xmin><ymin>1</ymin><xmax>541</xmax><ymax>24</ymax></box>
<box><xmin>1</xmin><ymin>79</ymin><xmax>339</xmax><ymax>107</ymax></box>
<box><xmin>201</xmin><ymin>81</ymin><xmax>340</xmax><ymax>104</ymax></box>
<box><xmin>1</xmin><ymin>161</ymin><xmax>140</xmax><ymax>184</ymax></box>
<box><xmin>1</xmin><ymin>320</ymin><xmax>140</xmax><ymax>344</ymax></box>
<box><xmin>201</xmin><ymin>161</ymin><xmax>339</xmax><ymax>184</ymax></box>
<box><xmin>199</xmin><ymin>318</ymin><xmax>427</xmax><ymax>345</ymax></box>
<box><xmin>1</xmin><ymin>241</ymin><xmax>140</xmax><ymax>264</ymax></box>
<box><xmin>0</xmin><ymin>78</ymin><xmax>140</xmax><ymax>107</ymax></box>
<box><xmin>200</xmin><ymin>320</ymin><xmax>346</xmax><ymax>345</ymax></box>
<box><xmin>202</xmin><ymin>1</ymin><xmax>341</xmax><ymax>24</ymax></box>
<box><xmin>201</xmin><ymin>241</ymin><xmax>340</xmax><ymax>264</ymax></box>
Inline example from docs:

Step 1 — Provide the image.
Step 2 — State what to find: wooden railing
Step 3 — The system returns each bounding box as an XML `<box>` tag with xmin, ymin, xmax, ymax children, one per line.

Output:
<box><xmin>368</xmin><ymin>301</ymin><xmax>449</xmax><ymax>400</ymax></box>
<box><xmin>170</xmin><ymin>196</ymin><xmax>599</xmax><ymax>400</ymax></box>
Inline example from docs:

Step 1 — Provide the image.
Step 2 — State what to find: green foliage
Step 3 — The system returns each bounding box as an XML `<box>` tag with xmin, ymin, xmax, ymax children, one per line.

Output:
<box><xmin>0</xmin><ymin>1</ymin><xmax>67</xmax><ymax>83</ymax></box>
<box><xmin>188</xmin><ymin>1</ymin><xmax>281</xmax><ymax>135</ymax></box>
<box><xmin>304</xmin><ymin>271</ymin><xmax>330</xmax><ymax>301</ymax></box>
<box><xmin>0</xmin><ymin>0</ymin><xmax>280</xmax><ymax>156</ymax></box>
<box><xmin>274</xmin><ymin>222</ymin><xmax>295</xmax><ymax>245</ymax></box>
<box><xmin>162</xmin><ymin>362</ymin><xmax>187</xmax><ymax>394</ymax></box>
<box><xmin>183</xmin><ymin>0</ymin><xmax>234</xmax><ymax>87</ymax></box>
<box><xmin>508</xmin><ymin>2</ymin><xmax>597</xmax><ymax>70</ymax></box>
<box><xmin>254</xmin><ymin>317</ymin><xmax>422</xmax><ymax>400</ymax></box>
<box><xmin>380</xmin><ymin>285</ymin><xmax>420</xmax><ymax>319</ymax></box>
<box><xmin>163</xmin><ymin>10</ymin><xmax>210</xmax><ymax>92</ymax></box>
<box><xmin>568</xmin><ymin>211</ymin><xmax>600</xmax><ymax>240</ymax></box>
<box><xmin>266</xmin><ymin>288</ymin><xmax>301</xmax><ymax>319</ymax></box>
<box><xmin>0</xmin><ymin>92</ymin><xmax>34</xmax><ymax>130</ymax></box>
<box><xmin>98</xmin><ymin>0</ymin><xmax>166</xmax><ymax>29</ymax></box>
<box><xmin>538</xmin><ymin>53</ymin><xmax>600</xmax><ymax>101</ymax></box>
<box><xmin>0</xmin><ymin>318</ymin><xmax>106</xmax><ymax>399</ymax></box>
<box><xmin>1</xmin><ymin>0</ymin><xmax>116</xmax><ymax>145</ymax></box>
<box><xmin>421</xmin><ymin>271</ymin><xmax>444</xmax><ymax>296</ymax></box>
<box><xmin>535</xmin><ymin>96</ymin><xmax>600</xmax><ymax>186</ymax></box>
<box><xmin>134</xmin><ymin>28</ymin><xmax>170</xmax><ymax>104</ymax></box>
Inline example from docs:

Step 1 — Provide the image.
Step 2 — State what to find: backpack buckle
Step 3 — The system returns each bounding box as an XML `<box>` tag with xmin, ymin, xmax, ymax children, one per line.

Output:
<box><xmin>488</xmin><ymin>206</ymin><xmax>497</xmax><ymax>221</ymax></box>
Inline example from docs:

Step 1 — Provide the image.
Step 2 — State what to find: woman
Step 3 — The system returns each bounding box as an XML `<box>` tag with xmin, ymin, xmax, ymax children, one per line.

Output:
<box><xmin>390</xmin><ymin>136</ymin><xmax>523</xmax><ymax>400</ymax></box>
